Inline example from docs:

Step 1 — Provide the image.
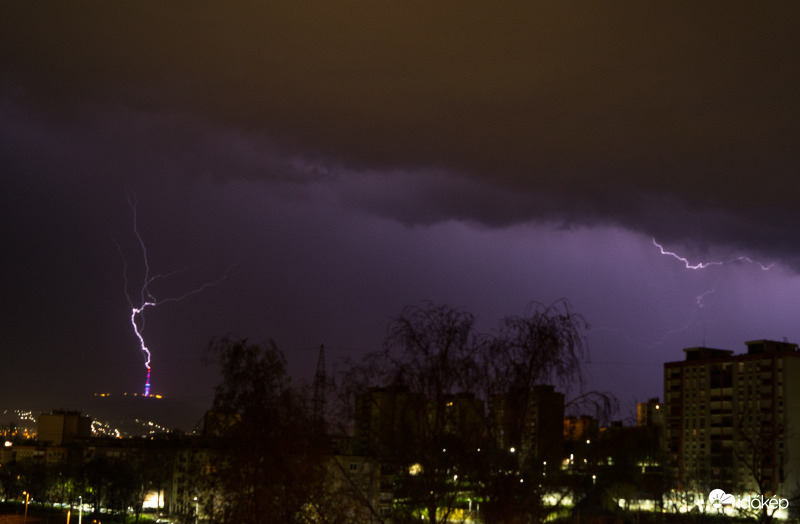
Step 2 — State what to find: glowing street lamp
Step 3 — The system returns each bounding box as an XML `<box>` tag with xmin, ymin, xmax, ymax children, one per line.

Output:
<box><xmin>23</xmin><ymin>491</ymin><xmax>29</xmax><ymax>524</ymax></box>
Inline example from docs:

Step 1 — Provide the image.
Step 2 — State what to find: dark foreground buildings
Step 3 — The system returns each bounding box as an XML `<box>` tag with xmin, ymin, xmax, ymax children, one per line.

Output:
<box><xmin>2</xmin><ymin>338</ymin><xmax>798</xmax><ymax>522</ymax></box>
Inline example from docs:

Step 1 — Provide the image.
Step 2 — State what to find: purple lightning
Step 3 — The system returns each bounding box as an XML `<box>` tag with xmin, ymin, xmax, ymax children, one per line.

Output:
<box><xmin>595</xmin><ymin>239</ymin><xmax>774</xmax><ymax>363</ymax></box>
<box><xmin>695</xmin><ymin>286</ymin><xmax>717</xmax><ymax>308</ymax></box>
<box><xmin>652</xmin><ymin>238</ymin><xmax>773</xmax><ymax>270</ymax></box>
<box><xmin>116</xmin><ymin>197</ymin><xmax>233</xmax><ymax>396</ymax></box>
<box><xmin>594</xmin><ymin>283</ymin><xmax>719</xmax><ymax>351</ymax></box>
<box><xmin>630</xmin><ymin>238</ymin><xmax>773</xmax><ymax>347</ymax></box>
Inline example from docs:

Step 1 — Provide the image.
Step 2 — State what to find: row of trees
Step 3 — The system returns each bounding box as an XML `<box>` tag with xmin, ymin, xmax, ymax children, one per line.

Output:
<box><xmin>0</xmin><ymin>448</ymin><xmax>172</xmax><ymax>522</ymax></box>
<box><xmin>201</xmin><ymin>300</ymin><xmax>620</xmax><ymax>524</ymax></box>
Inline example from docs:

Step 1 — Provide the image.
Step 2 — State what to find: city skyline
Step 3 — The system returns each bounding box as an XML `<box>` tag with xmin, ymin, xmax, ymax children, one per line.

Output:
<box><xmin>3</xmin><ymin>3</ymin><xmax>800</xmax><ymax>422</ymax></box>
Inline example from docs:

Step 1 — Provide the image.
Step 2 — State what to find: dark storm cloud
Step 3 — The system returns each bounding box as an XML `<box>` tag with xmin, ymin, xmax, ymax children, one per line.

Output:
<box><xmin>3</xmin><ymin>2</ymin><xmax>800</xmax><ymax>263</ymax></box>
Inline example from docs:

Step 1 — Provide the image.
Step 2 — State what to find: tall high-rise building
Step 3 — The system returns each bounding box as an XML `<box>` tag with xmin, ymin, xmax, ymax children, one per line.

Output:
<box><xmin>491</xmin><ymin>385</ymin><xmax>564</xmax><ymax>464</ymax></box>
<box><xmin>353</xmin><ymin>385</ymin><xmax>425</xmax><ymax>456</ymax></box>
<box><xmin>563</xmin><ymin>415</ymin><xmax>599</xmax><ymax>442</ymax></box>
<box><xmin>637</xmin><ymin>397</ymin><xmax>664</xmax><ymax>428</ymax></box>
<box><xmin>664</xmin><ymin>340</ymin><xmax>800</xmax><ymax>496</ymax></box>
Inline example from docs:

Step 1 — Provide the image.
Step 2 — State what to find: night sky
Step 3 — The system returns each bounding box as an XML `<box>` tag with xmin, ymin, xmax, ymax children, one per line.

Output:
<box><xmin>3</xmin><ymin>2</ymin><xmax>800</xmax><ymax>426</ymax></box>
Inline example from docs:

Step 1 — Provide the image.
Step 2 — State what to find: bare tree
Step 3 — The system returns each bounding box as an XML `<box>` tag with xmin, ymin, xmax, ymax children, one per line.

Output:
<box><xmin>337</xmin><ymin>300</ymin><xmax>612</xmax><ymax>524</ymax></box>
<box><xmin>484</xmin><ymin>300</ymin><xmax>588</xmax><ymax>394</ymax></box>
<box><xmin>344</xmin><ymin>302</ymin><xmax>479</xmax><ymax>523</ymax></box>
<box><xmin>733</xmin><ymin>406</ymin><xmax>788</xmax><ymax>523</ymax></box>
<box><xmin>203</xmin><ymin>336</ymin><xmax>328</xmax><ymax>524</ymax></box>
<box><xmin>476</xmin><ymin>300</ymin><xmax>594</xmax><ymax>524</ymax></box>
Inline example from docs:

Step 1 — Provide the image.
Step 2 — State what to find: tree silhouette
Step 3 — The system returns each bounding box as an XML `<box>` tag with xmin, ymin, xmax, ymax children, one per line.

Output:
<box><xmin>202</xmin><ymin>336</ymin><xmax>327</xmax><ymax>524</ymax></box>
<box><xmin>338</xmin><ymin>300</ymin><xmax>611</xmax><ymax>524</ymax></box>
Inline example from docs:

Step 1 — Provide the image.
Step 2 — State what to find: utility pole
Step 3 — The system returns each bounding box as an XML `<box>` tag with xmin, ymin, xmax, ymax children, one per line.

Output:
<box><xmin>312</xmin><ymin>344</ymin><xmax>326</xmax><ymax>431</ymax></box>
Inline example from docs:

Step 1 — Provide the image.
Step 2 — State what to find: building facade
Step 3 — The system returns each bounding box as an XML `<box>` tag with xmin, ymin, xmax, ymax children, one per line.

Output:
<box><xmin>664</xmin><ymin>340</ymin><xmax>800</xmax><ymax>497</ymax></box>
<box><xmin>37</xmin><ymin>409</ymin><xmax>92</xmax><ymax>446</ymax></box>
<box><xmin>637</xmin><ymin>397</ymin><xmax>664</xmax><ymax>429</ymax></box>
<box><xmin>491</xmin><ymin>385</ymin><xmax>565</xmax><ymax>465</ymax></box>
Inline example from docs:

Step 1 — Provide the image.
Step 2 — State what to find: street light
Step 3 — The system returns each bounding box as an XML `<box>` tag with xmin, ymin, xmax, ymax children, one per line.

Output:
<box><xmin>23</xmin><ymin>491</ymin><xmax>29</xmax><ymax>524</ymax></box>
<box><xmin>193</xmin><ymin>496</ymin><xmax>198</xmax><ymax>524</ymax></box>
<box><xmin>79</xmin><ymin>495</ymin><xmax>83</xmax><ymax>524</ymax></box>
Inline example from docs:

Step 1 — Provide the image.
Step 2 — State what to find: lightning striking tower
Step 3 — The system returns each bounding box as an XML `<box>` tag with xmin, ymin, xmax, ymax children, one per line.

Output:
<box><xmin>116</xmin><ymin>196</ymin><xmax>232</xmax><ymax>396</ymax></box>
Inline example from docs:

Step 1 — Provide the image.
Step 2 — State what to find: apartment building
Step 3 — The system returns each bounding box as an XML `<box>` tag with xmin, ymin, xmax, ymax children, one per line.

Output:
<box><xmin>491</xmin><ymin>384</ymin><xmax>565</xmax><ymax>465</ymax></box>
<box><xmin>637</xmin><ymin>397</ymin><xmax>664</xmax><ymax>429</ymax></box>
<box><xmin>664</xmin><ymin>339</ymin><xmax>800</xmax><ymax>496</ymax></box>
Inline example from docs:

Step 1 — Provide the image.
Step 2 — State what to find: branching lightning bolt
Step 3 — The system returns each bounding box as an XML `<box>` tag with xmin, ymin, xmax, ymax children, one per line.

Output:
<box><xmin>695</xmin><ymin>286</ymin><xmax>717</xmax><ymax>308</ymax></box>
<box><xmin>652</xmin><ymin>238</ymin><xmax>773</xmax><ymax>271</ymax></box>
<box><xmin>115</xmin><ymin>196</ymin><xmax>234</xmax><ymax>396</ymax></box>
<box><xmin>643</xmin><ymin>238</ymin><xmax>772</xmax><ymax>346</ymax></box>
<box><xmin>594</xmin><ymin>278</ymin><xmax>720</xmax><ymax>350</ymax></box>
<box><xmin>594</xmin><ymin>238</ymin><xmax>774</xmax><ymax>362</ymax></box>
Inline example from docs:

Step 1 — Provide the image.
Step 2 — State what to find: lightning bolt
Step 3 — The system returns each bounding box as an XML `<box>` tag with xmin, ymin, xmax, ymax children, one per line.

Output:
<box><xmin>115</xmin><ymin>195</ymin><xmax>234</xmax><ymax>396</ymax></box>
<box><xmin>593</xmin><ymin>239</ymin><xmax>773</xmax><ymax>372</ymax></box>
<box><xmin>637</xmin><ymin>279</ymin><xmax>719</xmax><ymax>346</ymax></box>
<box><xmin>695</xmin><ymin>286</ymin><xmax>717</xmax><ymax>308</ymax></box>
<box><xmin>652</xmin><ymin>238</ymin><xmax>773</xmax><ymax>271</ymax></box>
<box><xmin>595</xmin><ymin>307</ymin><xmax>707</xmax><ymax>350</ymax></box>
<box><xmin>639</xmin><ymin>238</ymin><xmax>772</xmax><ymax>347</ymax></box>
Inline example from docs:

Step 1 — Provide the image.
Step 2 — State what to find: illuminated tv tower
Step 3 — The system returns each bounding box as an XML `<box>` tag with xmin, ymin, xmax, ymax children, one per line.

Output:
<box><xmin>116</xmin><ymin>195</ymin><xmax>233</xmax><ymax>396</ymax></box>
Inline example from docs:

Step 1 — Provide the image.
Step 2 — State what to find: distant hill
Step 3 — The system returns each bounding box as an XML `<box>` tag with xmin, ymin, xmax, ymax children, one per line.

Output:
<box><xmin>3</xmin><ymin>394</ymin><xmax>211</xmax><ymax>439</ymax></box>
<box><xmin>79</xmin><ymin>393</ymin><xmax>209</xmax><ymax>435</ymax></box>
